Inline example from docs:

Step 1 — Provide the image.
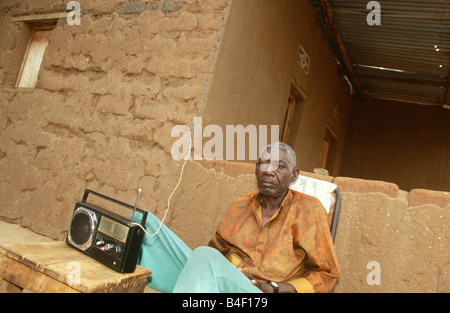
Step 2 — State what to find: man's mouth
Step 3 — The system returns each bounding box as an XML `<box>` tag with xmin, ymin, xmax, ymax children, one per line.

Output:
<box><xmin>260</xmin><ymin>181</ymin><xmax>276</xmax><ymax>188</ymax></box>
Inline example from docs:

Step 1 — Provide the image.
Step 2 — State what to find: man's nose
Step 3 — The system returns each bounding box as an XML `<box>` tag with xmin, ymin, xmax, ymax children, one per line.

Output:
<box><xmin>260</xmin><ymin>162</ymin><xmax>277</xmax><ymax>173</ymax></box>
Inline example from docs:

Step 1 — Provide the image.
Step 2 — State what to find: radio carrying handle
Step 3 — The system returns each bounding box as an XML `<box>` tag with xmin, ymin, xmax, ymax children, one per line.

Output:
<box><xmin>81</xmin><ymin>189</ymin><xmax>148</xmax><ymax>227</ymax></box>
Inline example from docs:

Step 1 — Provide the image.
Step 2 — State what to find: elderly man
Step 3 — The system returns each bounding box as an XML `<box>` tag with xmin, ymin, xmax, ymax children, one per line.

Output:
<box><xmin>135</xmin><ymin>142</ymin><xmax>339</xmax><ymax>293</ymax></box>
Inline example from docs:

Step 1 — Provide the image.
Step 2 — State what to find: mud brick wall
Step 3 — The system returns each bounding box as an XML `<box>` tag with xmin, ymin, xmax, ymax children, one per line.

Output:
<box><xmin>0</xmin><ymin>1</ymin><xmax>448</xmax><ymax>293</ymax></box>
<box><xmin>332</xmin><ymin>178</ymin><xmax>449</xmax><ymax>293</ymax></box>
<box><xmin>0</xmin><ymin>0</ymin><xmax>234</xmax><ymax>240</ymax></box>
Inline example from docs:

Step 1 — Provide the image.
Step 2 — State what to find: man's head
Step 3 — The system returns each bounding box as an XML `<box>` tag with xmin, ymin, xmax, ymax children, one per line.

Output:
<box><xmin>255</xmin><ymin>142</ymin><xmax>299</xmax><ymax>198</ymax></box>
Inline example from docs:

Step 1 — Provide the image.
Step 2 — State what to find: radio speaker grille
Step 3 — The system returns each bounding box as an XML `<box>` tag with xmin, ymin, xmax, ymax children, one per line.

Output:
<box><xmin>67</xmin><ymin>207</ymin><xmax>97</xmax><ymax>251</ymax></box>
<box><xmin>70</xmin><ymin>213</ymin><xmax>91</xmax><ymax>245</ymax></box>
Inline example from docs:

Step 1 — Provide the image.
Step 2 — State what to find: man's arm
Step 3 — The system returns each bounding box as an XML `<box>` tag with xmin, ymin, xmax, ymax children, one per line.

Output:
<box><xmin>238</xmin><ymin>268</ymin><xmax>297</xmax><ymax>293</ymax></box>
<box><xmin>293</xmin><ymin>203</ymin><xmax>340</xmax><ymax>293</ymax></box>
<box><xmin>211</xmin><ymin>233</ymin><xmax>298</xmax><ymax>293</ymax></box>
<box><xmin>208</xmin><ymin>232</ymin><xmax>231</xmax><ymax>255</ymax></box>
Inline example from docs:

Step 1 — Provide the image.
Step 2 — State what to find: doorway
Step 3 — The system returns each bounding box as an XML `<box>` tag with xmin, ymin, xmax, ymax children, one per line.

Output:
<box><xmin>317</xmin><ymin>125</ymin><xmax>338</xmax><ymax>176</ymax></box>
<box><xmin>280</xmin><ymin>84</ymin><xmax>306</xmax><ymax>148</ymax></box>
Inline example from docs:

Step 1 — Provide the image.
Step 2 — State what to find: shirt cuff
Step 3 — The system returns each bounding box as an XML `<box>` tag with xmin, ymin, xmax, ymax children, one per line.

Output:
<box><xmin>288</xmin><ymin>277</ymin><xmax>315</xmax><ymax>293</ymax></box>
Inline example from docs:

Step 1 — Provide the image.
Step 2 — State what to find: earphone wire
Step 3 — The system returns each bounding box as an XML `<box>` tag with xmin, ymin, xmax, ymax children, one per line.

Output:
<box><xmin>132</xmin><ymin>17</ymin><xmax>225</xmax><ymax>238</ymax></box>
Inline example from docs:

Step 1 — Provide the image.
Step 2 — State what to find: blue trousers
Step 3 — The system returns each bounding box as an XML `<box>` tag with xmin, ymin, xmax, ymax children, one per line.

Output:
<box><xmin>132</xmin><ymin>211</ymin><xmax>262</xmax><ymax>293</ymax></box>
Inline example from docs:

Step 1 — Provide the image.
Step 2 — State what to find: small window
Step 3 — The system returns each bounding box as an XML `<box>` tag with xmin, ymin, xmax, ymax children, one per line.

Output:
<box><xmin>298</xmin><ymin>44</ymin><xmax>310</xmax><ymax>74</ymax></box>
<box><xmin>16</xmin><ymin>26</ymin><xmax>53</xmax><ymax>88</ymax></box>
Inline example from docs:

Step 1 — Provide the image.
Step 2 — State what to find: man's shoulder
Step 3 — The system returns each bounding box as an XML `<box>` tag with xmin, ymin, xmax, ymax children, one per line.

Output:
<box><xmin>289</xmin><ymin>189</ymin><xmax>328</xmax><ymax>214</ymax></box>
<box><xmin>230</xmin><ymin>191</ymin><xmax>259</xmax><ymax>205</ymax></box>
<box><xmin>219</xmin><ymin>192</ymin><xmax>258</xmax><ymax>220</ymax></box>
<box><xmin>290</xmin><ymin>189</ymin><xmax>321</xmax><ymax>203</ymax></box>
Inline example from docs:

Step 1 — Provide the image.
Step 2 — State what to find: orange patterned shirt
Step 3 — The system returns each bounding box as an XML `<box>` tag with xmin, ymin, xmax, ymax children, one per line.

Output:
<box><xmin>208</xmin><ymin>189</ymin><xmax>339</xmax><ymax>293</ymax></box>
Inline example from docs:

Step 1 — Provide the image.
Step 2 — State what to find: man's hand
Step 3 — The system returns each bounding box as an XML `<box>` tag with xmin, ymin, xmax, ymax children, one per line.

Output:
<box><xmin>238</xmin><ymin>268</ymin><xmax>296</xmax><ymax>293</ymax></box>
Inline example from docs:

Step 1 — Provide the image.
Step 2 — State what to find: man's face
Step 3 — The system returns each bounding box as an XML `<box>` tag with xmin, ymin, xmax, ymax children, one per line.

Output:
<box><xmin>255</xmin><ymin>147</ymin><xmax>298</xmax><ymax>198</ymax></box>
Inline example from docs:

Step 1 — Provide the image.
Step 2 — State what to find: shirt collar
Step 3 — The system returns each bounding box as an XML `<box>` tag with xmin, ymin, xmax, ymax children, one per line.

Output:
<box><xmin>255</xmin><ymin>189</ymin><xmax>293</xmax><ymax>210</ymax></box>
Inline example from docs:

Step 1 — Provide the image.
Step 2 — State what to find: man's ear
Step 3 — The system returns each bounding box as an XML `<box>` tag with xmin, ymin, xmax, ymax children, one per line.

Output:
<box><xmin>291</xmin><ymin>168</ymin><xmax>299</xmax><ymax>182</ymax></box>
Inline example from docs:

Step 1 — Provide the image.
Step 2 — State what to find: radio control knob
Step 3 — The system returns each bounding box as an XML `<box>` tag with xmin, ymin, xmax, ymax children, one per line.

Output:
<box><xmin>105</xmin><ymin>243</ymin><xmax>122</xmax><ymax>257</ymax></box>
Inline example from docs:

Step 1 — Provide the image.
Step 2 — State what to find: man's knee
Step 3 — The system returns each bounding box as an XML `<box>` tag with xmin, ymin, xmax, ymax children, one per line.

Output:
<box><xmin>191</xmin><ymin>246</ymin><xmax>222</xmax><ymax>259</ymax></box>
<box><xmin>181</xmin><ymin>246</ymin><xmax>224</xmax><ymax>276</ymax></box>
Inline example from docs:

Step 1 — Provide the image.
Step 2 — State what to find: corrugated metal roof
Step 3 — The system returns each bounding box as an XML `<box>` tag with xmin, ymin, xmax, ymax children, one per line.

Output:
<box><xmin>311</xmin><ymin>0</ymin><xmax>450</xmax><ymax>106</ymax></box>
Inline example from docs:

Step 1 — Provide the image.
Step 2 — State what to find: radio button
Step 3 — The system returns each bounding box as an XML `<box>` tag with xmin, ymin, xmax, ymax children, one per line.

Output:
<box><xmin>105</xmin><ymin>243</ymin><xmax>123</xmax><ymax>257</ymax></box>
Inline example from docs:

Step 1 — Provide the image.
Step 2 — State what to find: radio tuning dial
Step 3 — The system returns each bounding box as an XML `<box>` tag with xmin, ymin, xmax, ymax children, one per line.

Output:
<box><xmin>105</xmin><ymin>243</ymin><xmax>123</xmax><ymax>257</ymax></box>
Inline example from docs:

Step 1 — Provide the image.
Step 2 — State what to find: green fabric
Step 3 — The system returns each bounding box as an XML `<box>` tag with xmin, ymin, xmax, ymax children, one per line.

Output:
<box><xmin>131</xmin><ymin>211</ymin><xmax>261</xmax><ymax>293</ymax></box>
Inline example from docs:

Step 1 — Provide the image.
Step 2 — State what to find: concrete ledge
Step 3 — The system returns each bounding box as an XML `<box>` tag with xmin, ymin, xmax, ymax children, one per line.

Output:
<box><xmin>299</xmin><ymin>171</ymin><xmax>334</xmax><ymax>183</ymax></box>
<box><xmin>334</xmin><ymin>176</ymin><xmax>399</xmax><ymax>198</ymax></box>
<box><xmin>409</xmin><ymin>189</ymin><xmax>450</xmax><ymax>208</ymax></box>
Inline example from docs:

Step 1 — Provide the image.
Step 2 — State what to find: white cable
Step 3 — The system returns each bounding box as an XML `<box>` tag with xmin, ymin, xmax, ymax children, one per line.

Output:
<box><xmin>135</xmin><ymin>138</ymin><xmax>191</xmax><ymax>237</ymax></box>
<box><xmin>133</xmin><ymin>17</ymin><xmax>225</xmax><ymax>238</ymax></box>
